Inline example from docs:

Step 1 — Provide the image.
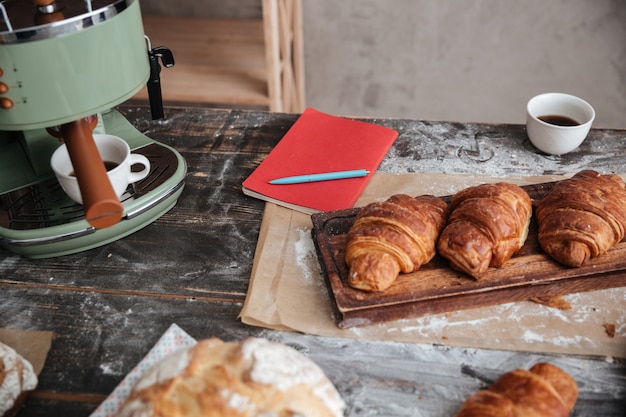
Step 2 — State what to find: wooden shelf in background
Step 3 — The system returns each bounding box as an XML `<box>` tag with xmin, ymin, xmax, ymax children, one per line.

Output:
<box><xmin>134</xmin><ymin>16</ymin><xmax>269</xmax><ymax>108</ymax></box>
<box><xmin>262</xmin><ymin>0</ymin><xmax>305</xmax><ymax>113</ymax></box>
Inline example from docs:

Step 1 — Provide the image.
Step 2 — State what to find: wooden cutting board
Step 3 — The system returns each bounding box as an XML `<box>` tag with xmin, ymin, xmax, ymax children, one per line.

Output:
<box><xmin>311</xmin><ymin>181</ymin><xmax>626</xmax><ymax>328</ymax></box>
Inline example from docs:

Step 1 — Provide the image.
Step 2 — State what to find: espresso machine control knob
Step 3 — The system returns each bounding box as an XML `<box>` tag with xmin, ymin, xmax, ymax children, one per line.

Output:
<box><xmin>0</xmin><ymin>68</ymin><xmax>9</xmax><ymax>107</ymax></box>
<box><xmin>0</xmin><ymin>98</ymin><xmax>13</xmax><ymax>109</ymax></box>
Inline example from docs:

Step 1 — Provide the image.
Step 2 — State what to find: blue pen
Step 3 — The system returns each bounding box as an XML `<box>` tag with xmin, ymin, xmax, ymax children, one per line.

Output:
<box><xmin>268</xmin><ymin>169</ymin><xmax>370</xmax><ymax>185</ymax></box>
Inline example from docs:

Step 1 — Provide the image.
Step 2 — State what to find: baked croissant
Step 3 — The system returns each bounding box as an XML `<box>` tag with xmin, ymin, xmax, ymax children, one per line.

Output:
<box><xmin>437</xmin><ymin>182</ymin><xmax>532</xmax><ymax>279</ymax></box>
<box><xmin>535</xmin><ymin>170</ymin><xmax>626</xmax><ymax>267</ymax></box>
<box><xmin>454</xmin><ymin>362</ymin><xmax>578</xmax><ymax>417</ymax></box>
<box><xmin>344</xmin><ymin>194</ymin><xmax>448</xmax><ymax>292</ymax></box>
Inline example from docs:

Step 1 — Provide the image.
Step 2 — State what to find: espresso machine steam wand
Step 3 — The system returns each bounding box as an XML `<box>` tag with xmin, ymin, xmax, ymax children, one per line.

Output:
<box><xmin>146</xmin><ymin>38</ymin><xmax>175</xmax><ymax>120</ymax></box>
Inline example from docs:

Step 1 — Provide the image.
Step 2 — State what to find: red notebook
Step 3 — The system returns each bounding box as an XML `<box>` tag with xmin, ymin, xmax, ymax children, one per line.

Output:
<box><xmin>242</xmin><ymin>108</ymin><xmax>398</xmax><ymax>214</ymax></box>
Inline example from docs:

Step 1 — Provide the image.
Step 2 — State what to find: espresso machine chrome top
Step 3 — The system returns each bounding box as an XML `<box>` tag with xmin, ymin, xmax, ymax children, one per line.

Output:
<box><xmin>0</xmin><ymin>0</ymin><xmax>186</xmax><ymax>258</ymax></box>
<box><xmin>1</xmin><ymin>0</ymin><xmax>135</xmax><ymax>43</ymax></box>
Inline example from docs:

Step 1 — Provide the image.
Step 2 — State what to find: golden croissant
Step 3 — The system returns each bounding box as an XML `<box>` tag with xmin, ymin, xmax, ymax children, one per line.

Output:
<box><xmin>344</xmin><ymin>194</ymin><xmax>448</xmax><ymax>292</ymax></box>
<box><xmin>454</xmin><ymin>362</ymin><xmax>578</xmax><ymax>417</ymax></box>
<box><xmin>437</xmin><ymin>182</ymin><xmax>532</xmax><ymax>279</ymax></box>
<box><xmin>535</xmin><ymin>170</ymin><xmax>626</xmax><ymax>267</ymax></box>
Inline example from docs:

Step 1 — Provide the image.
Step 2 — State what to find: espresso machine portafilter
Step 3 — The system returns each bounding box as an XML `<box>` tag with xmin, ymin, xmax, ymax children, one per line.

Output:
<box><xmin>0</xmin><ymin>0</ymin><xmax>186</xmax><ymax>258</ymax></box>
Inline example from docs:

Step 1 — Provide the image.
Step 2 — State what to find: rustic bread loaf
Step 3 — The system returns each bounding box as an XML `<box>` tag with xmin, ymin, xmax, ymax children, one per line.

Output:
<box><xmin>0</xmin><ymin>341</ymin><xmax>38</xmax><ymax>417</ymax></box>
<box><xmin>118</xmin><ymin>337</ymin><xmax>345</xmax><ymax>417</ymax></box>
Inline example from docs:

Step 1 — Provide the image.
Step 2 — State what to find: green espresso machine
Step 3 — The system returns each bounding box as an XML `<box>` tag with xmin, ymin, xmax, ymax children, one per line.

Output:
<box><xmin>0</xmin><ymin>0</ymin><xmax>186</xmax><ymax>258</ymax></box>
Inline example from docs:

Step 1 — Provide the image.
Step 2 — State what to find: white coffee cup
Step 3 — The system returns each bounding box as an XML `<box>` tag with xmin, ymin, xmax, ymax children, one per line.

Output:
<box><xmin>51</xmin><ymin>134</ymin><xmax>151</xmax><ymax>205</ymax></box>
<box><xmin>526</xmin><ymin>92</ymin><xmax>595</xmax><ymax>155</ymax></box>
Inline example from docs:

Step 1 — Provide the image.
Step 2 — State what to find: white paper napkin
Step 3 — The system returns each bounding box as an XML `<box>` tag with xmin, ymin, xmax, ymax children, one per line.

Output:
<box><xmin>90</xmin><ymin>323</ymin><xmax>197</xmax><ymax>417</ymax></box>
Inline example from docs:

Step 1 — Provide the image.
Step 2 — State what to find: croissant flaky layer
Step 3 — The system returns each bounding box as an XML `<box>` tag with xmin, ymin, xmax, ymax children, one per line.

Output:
<box><xmin>454</xmin><ymin>363</ymin><xmax>578</xmax><ymax>417</ymax></box>
<box><xmin>437</xmin><ymin>182</ymin><xmax>532</xmax><ymax>279</ymax></box>
<box><xmin>536</xmin><ymin>170</ymin><xmax>626</xmax><ymax>267</ymax></box>
<box><xmin>345</xmin><ymin>194</ymin><xmax>448</xmax><ymax>292</ymax></box>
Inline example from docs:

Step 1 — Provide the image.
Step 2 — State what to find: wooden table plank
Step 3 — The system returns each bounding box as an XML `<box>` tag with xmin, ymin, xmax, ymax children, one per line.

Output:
<box><xmin>0</xmin><ymin>286</ymin><xmax>255</xmax><ymax>393</ymax></box>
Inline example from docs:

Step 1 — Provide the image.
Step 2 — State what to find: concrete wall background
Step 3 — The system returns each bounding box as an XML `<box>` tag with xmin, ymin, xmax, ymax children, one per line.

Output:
<box><xmin>302</xmin><ymin>0</ymin><xmax>626</xmax><ymax>128</ymax></box>
<box><xmin>141</xmin><ymin>0</ymin><xmax>626</xmax><ymax>129</ymax></box>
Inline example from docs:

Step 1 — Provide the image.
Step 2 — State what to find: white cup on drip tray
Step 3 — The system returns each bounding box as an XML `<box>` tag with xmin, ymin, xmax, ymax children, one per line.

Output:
<box><xmin>51</xmin><ymin>134</ymin><xmax>151</xmax><ymax>205</ymax></box>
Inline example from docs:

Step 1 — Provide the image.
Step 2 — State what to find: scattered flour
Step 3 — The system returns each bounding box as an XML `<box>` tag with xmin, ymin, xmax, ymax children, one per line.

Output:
<box><xmin>99</xmin><ymin>363</ymin><xmax>120</xmax><ymax>375</ymax></box>
<box><xmin>521</xmin><ymin>331</ymin><xmax>596</xmax><ymax>349</ymax></box>
<box><xmin>293</xmin><ymin>226</ymin><xmax>317</xmax><ymax>284</ymax></box>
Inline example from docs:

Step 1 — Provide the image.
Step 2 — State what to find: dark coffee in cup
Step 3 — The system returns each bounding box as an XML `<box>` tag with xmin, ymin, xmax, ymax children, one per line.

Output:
<box><xmin>103</xmin><ymin>160</ymin><xmax>119</xmax><ymax>171</ymax></box>
<box><xmin>70</xmin><ymin>160</ymin><xmax>118</xmax><ymax>177</ymax></box>
<box><xmin>538</xmin><ymin>114</ymin><xmax>579</xmax><ymax>127</ymax></box>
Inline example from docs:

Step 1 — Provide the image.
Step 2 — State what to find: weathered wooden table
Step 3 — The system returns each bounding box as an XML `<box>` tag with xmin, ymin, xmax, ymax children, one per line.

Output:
<box><xmin>1</xmin><ymin>104</ymin><xmax>625</xmax><ymax>416</ymax></box>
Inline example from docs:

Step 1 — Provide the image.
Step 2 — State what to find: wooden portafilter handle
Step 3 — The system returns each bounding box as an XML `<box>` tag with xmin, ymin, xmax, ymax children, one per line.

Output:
<box><xmin>59</xmin><ymin>119</ymin><xmax>123</xmax><ymax>229</ymax></box>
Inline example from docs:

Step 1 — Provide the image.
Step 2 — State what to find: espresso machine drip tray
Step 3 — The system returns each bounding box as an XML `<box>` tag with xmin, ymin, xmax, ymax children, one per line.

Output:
<box><xmin>1</xmin><ymin>143</ymin><xmax>179</xmax><ymax>229</ymax></box>
<box><xmin>0</xmin><ymin>141</ymin><xmax>186</xmax><ymax>258</ymax></box>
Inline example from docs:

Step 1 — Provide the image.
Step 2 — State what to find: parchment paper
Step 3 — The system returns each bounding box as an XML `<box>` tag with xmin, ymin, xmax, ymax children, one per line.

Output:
<box><xmin>0</xmin><ymin>328</ymin><xmax>52</xmax><ymax>375</ymax></box>
<box><xmin>240</xmin><ymin>173</ymin><xmax>626</xmax><ymax>358</ymax></box>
